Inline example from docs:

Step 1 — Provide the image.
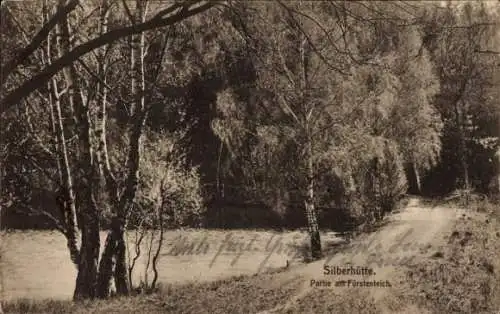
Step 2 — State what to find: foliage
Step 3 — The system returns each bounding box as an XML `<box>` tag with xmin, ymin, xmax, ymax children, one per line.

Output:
<box><xmin>420</xmin><ymin>1</ymin><xmax>500</xmax><ymax>194</ymax></box>
<box><xmin>131</xmin><ymin>130</ymin><xmax>204</xmax><ymax>229</ymax></box>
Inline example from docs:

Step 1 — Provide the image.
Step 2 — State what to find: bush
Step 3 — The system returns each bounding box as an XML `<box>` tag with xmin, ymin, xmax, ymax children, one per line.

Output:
<box><xmin>129</xmin><ymin>131</ymin><xmax>205</xmax><ymax>229</ymax></box>
<box><xmin>351</xmin><ymin>139</ymin><xmax>408</xmax><ymax>224</ymax></box>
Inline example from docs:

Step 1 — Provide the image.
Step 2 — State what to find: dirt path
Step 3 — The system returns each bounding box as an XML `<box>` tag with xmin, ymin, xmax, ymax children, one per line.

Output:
<box><xmin>257</xmin><ymin>197</ymin><xmax>465</xmax><ymax>313</ymax></box>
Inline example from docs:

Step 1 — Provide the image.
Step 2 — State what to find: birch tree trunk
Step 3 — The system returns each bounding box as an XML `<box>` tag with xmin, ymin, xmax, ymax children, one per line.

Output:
<box><xmin>93</xmin><ymin>0</ymin><xmax>116</xmax><ymax>197</ymax></box>
<box><xmin>300</xmin><ymin>31</ymin><xmax>321</xmax><ymax>260</ymax></box>
<box><xmin>97</xmin><ymin>0</ymin><xmax>148</xmax><ymax>297</ymax></box>
<box><xmin>43</xmin><ymin>2</ymin><xmax>80</xmax><ymax>267</ymax></box>
<box><xmin>93</xmin><ymin>0</ymin><xmax>124</xmax><ymax>298</ymax></box>
<box><xmin>458</xmin><ymin>116</ymin><xmax>469</xmax><ymax>190</ymax></box>
<box><xmin>497</xmin><ymin>147</ymin><xmax>500</xmax><ymax>194</ymax></box>
<box><xmin>50</xmin><ymin>63</ymin><xmax>80</xmax><ymax>267</ymax></box>
<box><xmin>114</xmin><ymin>0</ymin><xmax>148</xmax><ymax>295</ymax></box>
<box><xmin>497</xmin><ymin>148</ymin><xmax>500</xmax><ymax>195</ymax></box>
<box><xmin>413</xmin><ymin>161</ymin><xmax>421</xmax><ymax>194</ymax></box>
<box><xmin>455</xmin><ymin>100</ymin><xmax>470</xmax><ymax>207</ymax></box>
<box><xmin>51</xmin><ymin>1</ymin><xmax>102</xmax><ymax>300</ymax></box>
<box><xmin>72</xmin><ymin>70</ymin><xmax>101</xmax><ymax>300</ymax></box>
<box><xmin>71</xmin><ymin>83</ymin><xmax>101</xmax><ymax>300</ymax></box>
<box><xmin>69</xmin><ymin>37</ymin><xmax>101</xmax><ymax>304</ymax></box>
<box><xmin>305</xmin><ymin>130</ymin><xmax>321</xmax><ymax>260</ymax></box>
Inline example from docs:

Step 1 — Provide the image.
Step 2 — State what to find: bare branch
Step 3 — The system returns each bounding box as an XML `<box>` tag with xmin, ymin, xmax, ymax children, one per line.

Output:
<box><xmin>276</xmin><ymin>1</ymin><xmax>349</xmax><ymax>75</ymax></box>
<box><xmin>275</xmin><ymin>38</ymin><xmax>297</xmax><ymax>89</ymax></box>
<box><xmin>121</xmin><ymin>0</ymin><xmax>135</xmax><ymax>23</ymax></box>
<box><xmin>20</xmin><ymin>206</ymin><xmax>66</xmax><ymax>235</ymax></box>
<box><xmin>278</xmin><ymin>94</ymin><xmax>303</xmax><ymax>128</ymax></box>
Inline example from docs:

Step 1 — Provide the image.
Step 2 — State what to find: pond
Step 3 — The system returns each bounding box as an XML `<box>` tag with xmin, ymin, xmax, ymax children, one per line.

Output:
<box><xmin>0</xmin><ymin>229</ymin><xmax>341</xmax><ymax>300</ymax></box>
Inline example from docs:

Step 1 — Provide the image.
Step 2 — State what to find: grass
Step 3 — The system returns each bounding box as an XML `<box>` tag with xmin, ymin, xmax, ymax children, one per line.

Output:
<box><xmin>3</xmin><ymin>269</ymin><xmax>301</xmax><ymax>314</ymax></box>
<box><xmin>3</xmin><ymin>272</ymin><xmax>404</xmax><ymax>314</ymax></box>
<box><xmin>395</xmin><ymin>195</ymin><xmax>500</xmax><ymax>314</ymax></box>
<box><xmin>287</xmin><ymin>289</ymin><xmax>381</xmax><ymax>314</ymax></box>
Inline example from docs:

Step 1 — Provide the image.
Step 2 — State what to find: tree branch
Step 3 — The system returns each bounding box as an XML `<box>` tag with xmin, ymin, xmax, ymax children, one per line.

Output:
<box><xmin>0</xmin><ymin>1</ymin><xmax>217</xmax><ymax>114</ymax></box>
<box><xmin>19</xmin><ymin>206</ymin><xmax>67</xmax><ymax>235</ymax></box>
<box><xmin>1</xmin><ymin>0</ymin><xmax>80</xmax><ymax>86</ymax></box>
<box><xmin>277</xmin><ymin>94</ymin><xmax>303</xmax><ymax>128</ymax></box>
<box><xmin>474</xmin><ymin>49</ymin><xmax>500</xmax><ymax>55</ymax></box>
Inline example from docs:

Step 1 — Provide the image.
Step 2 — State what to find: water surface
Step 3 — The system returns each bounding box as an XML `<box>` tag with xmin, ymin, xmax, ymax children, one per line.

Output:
<box><xmin>0</xmin><ymin>230</ymin><xmax>341</xmax><ymax>300</ymax></box>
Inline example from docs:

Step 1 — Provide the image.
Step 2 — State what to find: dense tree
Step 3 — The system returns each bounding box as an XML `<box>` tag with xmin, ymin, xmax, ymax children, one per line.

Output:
<box><xmin>419</xmin><ymin>1</ymin><xmax>499</xmax><ymax>195</ymax></box>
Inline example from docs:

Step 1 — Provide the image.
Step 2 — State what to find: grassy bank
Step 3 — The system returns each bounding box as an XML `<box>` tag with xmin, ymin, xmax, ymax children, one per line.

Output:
<box><xmin>395</xmin><ymin>196</ymin><xmax>500</xmax><ymax>313</ymax></box>
<box><xmin>2</xmin><ymin>269</ymin><xmax>300</xmax><ymax>314</ymax></box>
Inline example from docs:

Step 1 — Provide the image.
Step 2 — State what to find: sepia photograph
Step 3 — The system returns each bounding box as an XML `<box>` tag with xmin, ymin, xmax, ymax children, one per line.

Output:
<box><xmin>0</xmin><ymin>0</ymin><xmax>499</xmax><ymax>313</ymax></box>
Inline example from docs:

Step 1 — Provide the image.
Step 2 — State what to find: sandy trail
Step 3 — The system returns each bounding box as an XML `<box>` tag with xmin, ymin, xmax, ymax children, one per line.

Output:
<box><xmin>257</xmin><ymin>198</ymin><xmax>465</xmax><ymax>313</ymax></box>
